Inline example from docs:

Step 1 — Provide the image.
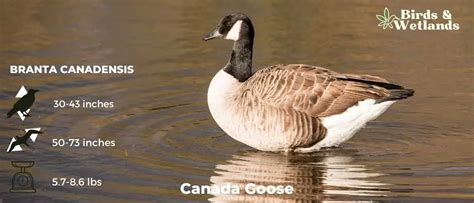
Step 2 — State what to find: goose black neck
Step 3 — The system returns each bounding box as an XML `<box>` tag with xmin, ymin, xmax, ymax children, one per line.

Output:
<box><xmin>223</xmin><ymin>22</ymin><xmax>254</xmax><ymax>82</ymax></box>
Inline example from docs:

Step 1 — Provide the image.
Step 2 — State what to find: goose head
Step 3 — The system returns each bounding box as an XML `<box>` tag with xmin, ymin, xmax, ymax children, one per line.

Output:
<box><xmin>203</xmin><ymin>13</ymin><xmax>254</xmax><ymax>42</ymax></box>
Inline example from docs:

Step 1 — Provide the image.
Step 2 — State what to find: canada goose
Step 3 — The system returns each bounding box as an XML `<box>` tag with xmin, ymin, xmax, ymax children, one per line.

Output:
<box><xmin>203</xmin><ymin>13</ymin><xmax>414</xmax><ymax>153</ymax></box>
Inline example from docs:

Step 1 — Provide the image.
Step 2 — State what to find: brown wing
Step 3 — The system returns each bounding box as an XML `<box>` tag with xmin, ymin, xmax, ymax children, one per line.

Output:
<box><xmin>240</xmin><ymin>64</ymin><xmax>393</xmax><ymax>118</ymax></box>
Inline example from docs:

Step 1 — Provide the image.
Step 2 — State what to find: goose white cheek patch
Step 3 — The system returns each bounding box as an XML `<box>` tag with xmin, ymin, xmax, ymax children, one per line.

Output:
<box><xmin>225</xmin><ymin>20</ymin><xmax>242</xmax><ymax>41</ymax></box>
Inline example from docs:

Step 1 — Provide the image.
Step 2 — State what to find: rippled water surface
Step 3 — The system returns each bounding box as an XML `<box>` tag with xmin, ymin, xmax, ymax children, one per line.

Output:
<box><xmin>0</xmin><ymin>0</ymin><xmax>473</xmax><ymax>202</ymax></box>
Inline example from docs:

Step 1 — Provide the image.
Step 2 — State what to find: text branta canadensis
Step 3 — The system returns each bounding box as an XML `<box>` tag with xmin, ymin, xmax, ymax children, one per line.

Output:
<box><xmin>203</xmin><ymin>13</ymin><xmax>414</xmax><ymax>153</ymax></box>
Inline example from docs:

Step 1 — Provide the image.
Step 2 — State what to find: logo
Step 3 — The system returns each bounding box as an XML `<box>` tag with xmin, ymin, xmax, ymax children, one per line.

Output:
<box><xmin>376</xmin><ymin>8</ymin><xmax>399</xmax><ymax>29</ymax></box>
<box><xmin>376</xmin><ymin>7</ymin><xmax>460</xmax><ymax>31</ymax></box>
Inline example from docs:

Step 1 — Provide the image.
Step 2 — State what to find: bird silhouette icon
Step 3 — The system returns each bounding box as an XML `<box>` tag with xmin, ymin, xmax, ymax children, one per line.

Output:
<box><xmin>6</xmin><ymin>89</ymin><xmax>39</xmax><ymax>118</ymax></box>
<box><xmin>7</xmin><ymin>130</ymin><xmax>43</xmax><ymax>153</ymax></box>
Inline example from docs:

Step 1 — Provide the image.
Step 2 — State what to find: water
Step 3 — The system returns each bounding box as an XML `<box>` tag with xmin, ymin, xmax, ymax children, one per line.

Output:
<box><xmin>0</xmin><ymin>0</ymin><xmax>473</xmax><ymax>202</ymax></box>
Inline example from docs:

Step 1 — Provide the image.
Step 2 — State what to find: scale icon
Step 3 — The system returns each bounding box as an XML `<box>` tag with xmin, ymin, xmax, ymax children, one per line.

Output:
<box><xmin>10</xmin><ymin>161</ymin><xmax>36</xmax><ymax>193</ymax></box>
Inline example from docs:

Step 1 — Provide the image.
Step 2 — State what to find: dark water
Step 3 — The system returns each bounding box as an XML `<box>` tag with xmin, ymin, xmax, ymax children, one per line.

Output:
<box><xmin>0</xmin><ymin>0</ymin><xmax>473</xmax><ymax>202</ymax></box>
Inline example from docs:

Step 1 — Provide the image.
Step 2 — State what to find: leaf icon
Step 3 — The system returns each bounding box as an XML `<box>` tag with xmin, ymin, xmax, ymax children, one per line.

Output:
<box><xmin>377</xmin><ymin>7</ymin><xmax>398</xmax><ymax>30</ymax></box>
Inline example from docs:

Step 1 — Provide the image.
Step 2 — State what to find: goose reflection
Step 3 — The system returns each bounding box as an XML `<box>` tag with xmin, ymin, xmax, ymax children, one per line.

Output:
<box><xmin>209</xmin><ymin>151</ymin><xmax>389</xmax><ymax>202</ymax></box>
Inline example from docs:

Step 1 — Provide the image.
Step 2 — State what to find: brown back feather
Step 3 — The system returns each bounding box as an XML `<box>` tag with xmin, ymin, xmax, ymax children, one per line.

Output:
<box><xmin>241</xmin><ymin>64</ymin><xmax>393</xmax><ymax>118</ymax></box>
